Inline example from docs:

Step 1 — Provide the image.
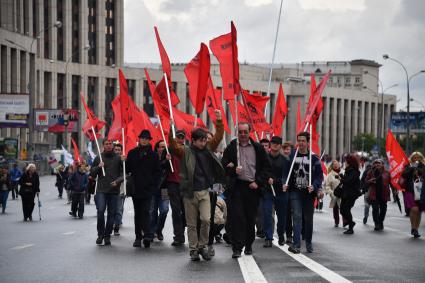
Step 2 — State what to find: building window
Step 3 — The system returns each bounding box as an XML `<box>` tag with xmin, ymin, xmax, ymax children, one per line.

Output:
<box><xmin>105</xmin><ymin>0</ymin><xmax>115</xmax><ymax>66</ymax></box>
<box><xmin>88</xmin><ymin>77</ymin><xmax>97</xmax><ymax>114</ymax></box>
<box><xmin>186</xmin><ymin>83</ymin><xmax>191</xmax><ymax>114</ymax></box>
<box><xmin>43</xmin><ymin>0</ymin><xmax>50</xmax><ymax>59</ymax></box>
<box><xmin>57</xmin><ymin>73</ymin><xmax>65</xmax><ymax>108</ymax></box>
<box><xmin>57</xmin><ymin>0</ymin><xmax>64</xmax><ymax>61</ymax></box>
<box><xmin>72</xmin><ymin>0</ymin><xmax>80</xmax><ymax>63</ymax></box>
<box><xmin>88</xmin><ymin>0</ymin><xmax>97</xmax><ymax>64</ymax></box>
<box><xmin>104</xmin><ymin>78</ymin><xmax>116</xmax><ymax>134</ymax></box>
<box><xmin>344</xmin><ymin>77</ymin><xmax>351</xmax><ymax>87</ymax></box>
<box><xmin>71</xmin><ymin>75</ymin><xmax>80</xmax><ymax>109</ymax></box>
<box><xmin>143</xmin><ymin>80</ymin><xmax>154</xmax><ymax>117</ymax></box>
<box><xmin>32</xmin><ymin>0</ymin><xmax>37</xmax><ymax>38</ymax></box>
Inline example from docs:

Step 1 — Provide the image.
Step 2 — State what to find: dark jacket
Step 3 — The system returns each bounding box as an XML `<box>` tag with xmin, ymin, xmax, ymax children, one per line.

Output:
<box><xmin>222</xmin><ymin>139</ymin><xmax>271</xmax><ymax>196</ymax></box>
<box><xmin>365</xmin><ymin>168</ymin><xmax>391</xmax><ymax>202</ymax></box>
<box><xmin>268</xmin><ymin>153</ymin><xmax>290</xmax><ymax>195</ymax></box>
<box><xmin>19</xmin><ymin>172</ymin><xmax>40</xmax><ymax>195</ymax></box>
<box><xmin>70</xmin><ymin>171</ymin><xmax>89</xmax><ymax>193</ymax></box>
<box><xmin>126</xmin><ymin>145</ymin><xmax>160</xmax><ymax>199</ymax></box>
<box><xmin>55</xmin><ymin>170</ymin><xmax>68</xmax><ymax>188</ymax></box>
<box><xmin>0</xmin><ymin>171</ymin><xmax>11</xmax><ymax>191</ymax></box>
<box><xmin>90</xmin><ymin>151</ymin><xmax>122</xmax><ymax>194</ymax></box>
<box><xmin>282</xmin><ymin>149</ymin><xmax>323</xmax><ymax>192</ymax></box>
<box><xmin>341</xmin><ymin>167</ymin><xmax>361</xmax><ymax>200</ymax></box>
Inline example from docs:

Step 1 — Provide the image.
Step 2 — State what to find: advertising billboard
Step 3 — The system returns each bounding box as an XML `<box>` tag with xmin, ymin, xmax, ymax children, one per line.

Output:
<box><xmin>34</xmin><ymin>109</ymin><xmax>79</xmax><ymax>132</ymax></box>
<box><xmin>390</xmin><ymin>112</ymin><xmax>425</xmax><ymax>134</ymax></box>
<box><xmin>0</xmin><ymin>93</ymin><xmax>29</xmax><ymax>127</ymax></box>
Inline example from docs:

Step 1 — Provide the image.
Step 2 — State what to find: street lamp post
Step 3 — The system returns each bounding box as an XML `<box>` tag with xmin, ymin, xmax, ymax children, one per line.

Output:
<box><xmin>63</xmin><ymin>45</ymin><xmax>91</xmax><ymax>151</ymax></box>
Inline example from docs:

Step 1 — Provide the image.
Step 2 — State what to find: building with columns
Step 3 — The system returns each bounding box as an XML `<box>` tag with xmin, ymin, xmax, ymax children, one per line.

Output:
<box><xmin>0</xmin><ymin>0</ymin><xmax>396</xmax><ymax>160</ymax></box>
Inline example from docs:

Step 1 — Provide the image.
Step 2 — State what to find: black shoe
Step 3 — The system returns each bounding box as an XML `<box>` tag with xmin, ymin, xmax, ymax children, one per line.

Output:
<box><xmin>199</xmin><ymin>248</ymin><xmax>211</xmax><ymax>261</ymax></box>
<box><xmin>343</xmin><ymin>229</ymin><xmax>354</xmax><ymax>235</ymax></box>
<box><xmin>278</xmin><ymin>235</ymin><xmax>285</xmax><ymax>246</ymax></box>
<box><xmin>334</xmin><ymin>224</ymin><xmax>339</xmax><ymax>228</ymax></box>
<box><xmin>96</xmin><ymin>236</ymin><xmax>103</xmax><ymax>245</ymax></box>
<box><xmin>244</xmin><ymin>246</ymin><xmax>252</xmax><ymax>255</ymax></box>
<box><xmin>78</xmin><ymin>215</ymin><xmax>83</xmax><ymax>219</ymax></box>
<box><xmin>306</xmin><ymin>244</ymin><xmax>313</xmax><ymax>253</ymax></box>
<box><xmin>114</xmin><ymin>226</ymin><xmax>120</xmax><ymax>236</ymax></box>
<box><xmin>69</xmin><ymin>212</ymin><xmax>76</xmax><ymax>217</ymax></box>
<box><xmin>171</xmin><ymin>240</ymin><xmax>184</xmax><ymax>246</ymax></box>
<box><xmin>157</xmin><ymin>231</ymin><xmax>164</xmax><ymax>241</ymax></box>
<box><xmin>223</xmin><ymin>233</ymin><xmax>232</xmax><ymax>245</ymax></box>
<box><xmin>263</xmin><ymin>239</ymin><xmax>272</xmax><ymax>248</ymax></box>
<box><xmin>133</xmin><ymin>239</ymin><xmax>142</xmax><ymax>247</ymax></box>
<box><xmin>207</xmin><ymin>245</ymin><xmax>215</xmax><ymax>257</ymax></box>
<box><xmin>190</xmin><ymin>250</ymin><xmax>200</xmax><ymax>261</ymax></box>
<box><xmin>285</xmin><ymin>237</ymin><xmax>293</xmax><ymax>244</ymax></box>
<box><xmin>143</xmin><ymin>239</ymin><xmax>151</xmax><ymax>248</ymax></box>
<box><xmin>288</xmin><ymin>246</ymin><xmax>300</xmax><ymax>254</ymax></box>
<box><xmin>256</xmin><ymin>231</ymin><xmax>265</xmax><ymax>238</ymax></box>
<box><xmin>412</xmin><ymin>229</ymin><xmax>421</xmax><ymax>238</ymax></box>
<box><xmin>374</xmin><ymin>224</ymin><xmax>380</xmax><ymax>231</ymax></box>
<box><xmin>379</xmin><ymin>223</ymin><xmax>384</xmax><ymax>231</ymax></box>
<box><xmin>363</xmin><ymin>217</ymin><xmax>367</xmax><ymax>224</ymax></box>
<box><xmin>232</xmin><ymin>250</ymin><xmax>242</xmax><ymax>258</ymax></box>
<box><xmin>23</xmin><ymin>218</ymin><xmax>27</xmax><ymax>222</ymax></box>
<box><xmin>104</xmin><ymin>237</ymin><xmax>111</xmax><ymax>245</ymax></box>
<box><xmin>29</xmin><ymin>216</ymin><xmax>32</xmax><ymax>221</ymax></box>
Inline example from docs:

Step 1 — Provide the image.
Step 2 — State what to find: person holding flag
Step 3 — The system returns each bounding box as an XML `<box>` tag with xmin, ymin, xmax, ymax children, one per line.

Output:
<box><xmin>282</xmin><ymin>132</ymin><xmax>323</xmax><ymax>254</ymax></box>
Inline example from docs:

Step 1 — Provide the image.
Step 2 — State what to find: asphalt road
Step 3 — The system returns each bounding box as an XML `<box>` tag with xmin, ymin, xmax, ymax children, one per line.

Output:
<box><xmin>1</xmin><ymin>175</ymin><xmax>424</xmax><ymax>283</ymax></box>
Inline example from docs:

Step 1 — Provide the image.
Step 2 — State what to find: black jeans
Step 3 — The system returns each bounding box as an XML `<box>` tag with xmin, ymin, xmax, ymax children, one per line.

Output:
<box><xmin>21</xmin><ymin>194</ymin><xmax>35</xmax><ymax>219</ymax></box>
<box><xmin>208</xmin><ymin>192</ymin><xmax>218</xmax><ymax>245</ymax></box>
<box><xmin>340</xmin><ymin>198</ymin><xmax>356</xmax><ymax>226</ymax></box>
<box><xmin>286</xmin><ymin>200</ymin><xmax>293</xmax><ymax>239</ymax></box>
<box><xmin>11</xmin><ymin>181</ymin><xmax>19</xmax><ymax>199</ymax></box>
<box><xmin>132</xmin><ymin>197</ymin><xmax>152</xmax><ymax>240</ymax></box>
<box><xmin>372</xmin><ymin>202</ymin><xmax>387</xmax><ymax>226</ymax></box>
<box><xmin>230</xmin><ymin>180</ymin><xmax>261</xmax><ymax>252</ymax></box>
<box><xmin>71</xmin><ymin>192</ymin><xmax>85</xmax><ymax>217</ymax></box>
<box><xmin>167</xmin><ymin>182</ymin><xmax>185</xmax><ymax>242</ymax></box>
<box><xmin>57</xmin><ymin>184</ymin><xmax>64</xmax><ymax>197</ymax></box>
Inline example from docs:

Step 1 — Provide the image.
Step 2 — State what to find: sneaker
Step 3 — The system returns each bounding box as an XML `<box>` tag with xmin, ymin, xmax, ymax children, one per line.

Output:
<box><xmin>232</xmin><ymin>250</ymin><xmax>242</xmax><ymax>258</ymax></box>
<box><xmin>244</xmin><ymin>246</ymin><xmax>252</xmax><ymax>255</ymax></box>
<box><xmin>278</xmin><ymin>235</ymin><xmax>285</xmax><ymax>246</ymax></box>
<box><xmin>263</xmin><ymin>239</ymin><xmax>272</xmax><ymax>248</ymax></box>
<box><xmin>157</xmin><ymin>231</ymin><xmax>164</xmax><ymax>241</ymax></box>
<box><xmin>288</xmin><ymin>246</ymin><xmax>300</xmax><ymax>254</ymax></box>
<box><xmin>190</xmin><ymin>250</ymin><xmax>200</xmax><ymax>261</ymax></box>
<box><xmin>133</xmin><ymin>239</ymin><xmax>142</xmax><ymax>247</ymax></box>
<box><xmin>96</xmin><ymin>236</ymin><xmax>103</xmax><ymax>245</ymax></box>
<box><xmin>171</xmin><ymin>240</ymin><xmax>184</xmax><ymax>246</ymax></box>
<box><xmin>199</xmin><ymin>248</ymin><xmax>211</xmax><ymax>261</ymax></box>
<box><xmin>104</xmin><ymin>237</ymin><xmax>111</xmax><ymax>246</ymax></box>
<box><xmin>143</xmin><ymin>239</ymin><xmax>151</xmax><ymax>248</ymax></box>
<box><xmin>207</xmin><ymin>245</ymin><xmax>215</xmax><ymax>257</ymax></box>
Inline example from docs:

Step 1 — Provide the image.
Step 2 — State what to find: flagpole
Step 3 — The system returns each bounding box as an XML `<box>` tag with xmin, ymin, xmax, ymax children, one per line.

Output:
<box><xmin>91</xmin><ymin>125</ymin><xmax>105</xmax><ymax>176</ymax></box>
<box><xmin>285</xmin><ymin>122</ymin><xmax>310</xmax><ymax>186</ymax></box>
<box><xmin>194</xmin><ymin>113</ymin><xmax>198</xmax><ymax>127</ymax></box>
<box><xmin>264</xmin><ymin>0</ymin><xmax>284</xmax><ymax>119</ymax></box>
<box><xmin>309</xmin><ymin>123</ymin><xmax>312</xmax><ymax>187</ymax></box>
<box><xmin>157</xmin><ymin>115</ymin><xmax>174</xmax><ymax>173</ymax></box>
<box><xmin>164</xmin><ymin>73</ymin><xmax>176</xmax><ymax>138</ymax></box>
<box><xmin>121</xmin><ymin>128</ymin><xmax>127</xmax><ymax>195</ymax></box>
<box><xmin>235</xmin><ymin>96</ymin><xmax>240</xmax><ymax>166</ymax></box>
<box><xmin>320</xmin><ymin>150</ymin><xmax>325</xmax><ymax>160</ymax></box>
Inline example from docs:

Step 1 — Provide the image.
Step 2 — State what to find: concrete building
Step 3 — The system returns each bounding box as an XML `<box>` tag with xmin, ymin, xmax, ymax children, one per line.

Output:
<box><xmin>0</xmin><ymin>0</ymin><xmax>396</xmax><ymax>160</ymax></box>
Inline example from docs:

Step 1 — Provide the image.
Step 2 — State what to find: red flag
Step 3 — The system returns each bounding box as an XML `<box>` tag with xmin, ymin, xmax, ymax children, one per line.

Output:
<box><xmin>272</xmin><ymin>83</ymin><xmax>288</xmax><ymax>136</ymax></box>
<box><xmin>184</xmin><ymin>43</ymin><xmax>211</xmax><ymax>114</ymax></box>
<box><xmin>209</xmin><ymin>21</ymin><xmax>240</xmax><ymax>100</ymax></box>
<box><xmin>71</xmin><ymin>138</ymin><xmax>81</xmax><ymax>163</ymax></box>
<box><xmin>386</xmin><ymin>130</ymin><xmax>409</xmax><ymax>191</ymax></box>
<box><xmin>173</xmin><ymin>107</ymin><xmax>206</xmax><ymax>140</ymax></box>
<box><xmin>309</xmin><ymin>74</ymin><xmax>324</xmax><ymax>154</ymax></box>
<box><xmin>206</xmin><ymin>78</ymin><xmax>230</xmax><ymax>133</ymax></box>
<box><xmin>154</xmin><ymin>26</ymin><xmax>172</xmax><ymax>82</ymax></box>
<box><xmin>80</xmin><ymin>93</ymin><xmax>106</xmax><ymax>141</ymax></box>
<box><xmin>296</xmin><ymin>101</ymin><xmax>302</xmax><ymax>134</ymax></box>
<box><xmin>119</xmin><ymin>69</ymin><xmax>131</xmax><ymax>130</ymax></box>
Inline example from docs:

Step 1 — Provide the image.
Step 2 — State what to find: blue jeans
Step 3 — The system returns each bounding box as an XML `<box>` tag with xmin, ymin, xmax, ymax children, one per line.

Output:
<box><xmin>114</xmin><ymin>196</ymin><xmax>126</xmax><ymax>226</ymax></box>
<box><xmin>1</xmin><ymin>191</ymin><xmax>9</xmax><ymax>212</ymax></box>
<box><xmin>95</xmin><ymin>193</ymin><xmax>118</xmax><ymax>237</ymax></box>
<box><xmin>263</xmin><ymin>191</ymin><xmax>289</xmax><ymax>240</ymax></box>
<box><xmin>150</xmin><ymin>189</ymin><xmax>170</xmax><ymax>234</ymax></box>
<box><xmin>290</xmin><ymin>190</ymin><xmax>314</xmax><ymax>249</ymax></box>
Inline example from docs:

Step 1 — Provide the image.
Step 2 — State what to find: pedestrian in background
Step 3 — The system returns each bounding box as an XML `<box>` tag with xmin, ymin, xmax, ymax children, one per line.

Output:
<box><xmin>282</xmin><ymin>141</ymin><xmax>294</xmax><ymax>244</ymax></box>
<box><xmin>69</xmin><ymin>163</ymin><xmax>88</xmax><ymax>219</ymax></box>
<box><xmin>54</xmin><ymin>163</ymin><xmax>67</xmax><ymax>199</ymax></box>
<box><xmin>19</xmin><ymin>164</ymin><xmax>40</xmax><ymax>221</ymax></box>
<box><xmin>340</xmin><ymin>154</ymin><xmax>361</xmax><ymax>235</ymax></box>
<box><xmin>1</xmin><ymin>167</ymin><xmax>11</xmax><ymax>214</ymax></box>
<box><xmin>325</xmin><ymin>160</ymin><xmax>345</xmax><ymax>227</ymax></box>
<box><xmin>113</xmin><ymin>143</ymin><xmax>126</xmax><ymax>236</ymax></box>
<box><xmin>91</xmin><ymin>139</ymin><xmax>122</xmax><ymax>246</ymax></box>
<box><xmin>126</xmin><ymin>130</ymin><xmax>160</xmax><ymax>248</ymax></box>
<box><xmin>359</xmin><ymin>156</ymin><xmax>371</xmax><ymax>225</ymax></box>
<box><xmin>10</xmin><ymin>163</ymin><xmax>22</xmax><ymax>200</ymax></box>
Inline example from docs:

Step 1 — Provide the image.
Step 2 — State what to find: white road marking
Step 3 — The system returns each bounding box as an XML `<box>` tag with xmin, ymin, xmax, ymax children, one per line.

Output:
<box><xmin>238</xmin><ymin>255</ymin><xmax>268</xmax><ymax>283</ymax></box>
<box><xmin>11</xmin><ymin>244</ymin><xmax>35</xmax><ymax>250</ymax></box>
<box><xmin>62</xmin><ymin>231</ymin><xmax>76</xmax><ymax>235</ymax></box>
<box><xmin>274</xmin><ymin>243</ymin><xmax>352</xmax><ymax>283</ymax></box>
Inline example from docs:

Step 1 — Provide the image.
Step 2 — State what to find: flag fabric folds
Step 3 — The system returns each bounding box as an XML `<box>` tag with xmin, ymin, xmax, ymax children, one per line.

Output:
<box><xmin>272</xmin><ymin>83</ymin><xmax>288</xmax><ymax>136</ymax></box>
<box><xmin>81</xmin><ymin>93</ymin><xmax>106</xmax><ymax>141</ymax></box>
<box><xmin>71</xmin><ymin>138</ymin><xmax>81</xmax><ymax>163</ymax></box>
<box><xmin>386</xmin><ymin>130</ymin><xmax>409</xmax><ymax>191</ymax></box>
<box><xmin>206</xmin><ymin>78</ymin><xmax>230</xmax><ymax>133</ymax></box>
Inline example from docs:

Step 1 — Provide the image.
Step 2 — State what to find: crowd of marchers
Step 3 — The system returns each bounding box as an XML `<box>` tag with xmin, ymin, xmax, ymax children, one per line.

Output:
<box><xmin>1</xmin><ymin>110</ymin><xmax>424</xmax><ymax>261</ymax></box>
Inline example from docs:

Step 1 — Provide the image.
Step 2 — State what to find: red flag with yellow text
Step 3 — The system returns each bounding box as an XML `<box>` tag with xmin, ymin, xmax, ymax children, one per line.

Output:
<box><xmin>386</xmin><ymin>130</ymin><xmax>409</xmax><ymax>191</ymax></box>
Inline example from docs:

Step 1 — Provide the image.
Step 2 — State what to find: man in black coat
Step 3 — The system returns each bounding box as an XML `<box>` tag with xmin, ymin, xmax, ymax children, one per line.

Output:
<box><xmin>126</xmin><ymin>130</ymin><xmax>160</xmax><ymax>248</ymax></box>
<box><xmin>222</xmin><ymin>122</ymin><xmax>272</xmax><ymax>258</ymax></box>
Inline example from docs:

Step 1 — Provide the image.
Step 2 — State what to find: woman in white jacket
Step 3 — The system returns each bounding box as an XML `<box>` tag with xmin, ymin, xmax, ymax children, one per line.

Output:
<box><xmin>325</xmin><ymin>161</ymin><xmax>346</xmax><ymax>227</ymax></box>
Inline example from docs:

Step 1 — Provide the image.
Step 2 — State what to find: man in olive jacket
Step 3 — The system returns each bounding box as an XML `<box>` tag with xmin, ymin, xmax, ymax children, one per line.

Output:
<box><xmin>90</xmin><ymin>139</ymin><xmax>122</xmax><ymax>246</ymax></box>
<box><xmin>169</xmin><ymin>110</ymin><xmax>225</xmax><ymax>261</ymax></box>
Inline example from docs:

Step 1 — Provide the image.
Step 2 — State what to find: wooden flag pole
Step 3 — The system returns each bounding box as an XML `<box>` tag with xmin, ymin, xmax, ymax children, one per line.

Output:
<box><xmin>91</xmin><ymin>125</ymin><xmax>105</xmax><ymax>176</ymax></box>
<box><xmin>157</xmin><ymin>115</ymin><xmax>174</xmax><ymax>173</ymax></box>
<box><xmin>121</xmin><ymin>128</ymin><xmax>127</xmax><ymax>195</ymax></box>
<box><xmin>164</xmin><ymin>73</ymin><xmax>176</xmax><ymax>138</ymax></box>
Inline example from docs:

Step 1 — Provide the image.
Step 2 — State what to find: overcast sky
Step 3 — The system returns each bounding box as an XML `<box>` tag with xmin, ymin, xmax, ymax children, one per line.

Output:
<box><xmin>124</xmin><ymin>0</ymin><xmax>425</xmax><ymax>110</ymax></box>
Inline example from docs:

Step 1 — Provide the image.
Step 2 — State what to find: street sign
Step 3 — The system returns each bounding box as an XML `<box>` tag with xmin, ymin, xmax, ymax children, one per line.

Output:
<box><xmin>390</xmin><ymin>112</ymin><xmax>425</xmax><ymax>134</ymax></box>
<box><xmin>34</xmin><ymin>109</ymin><xmax>79</xmax><ymax>132</ymax></box>
<box><xmin>0</xmin><ymin>93</ymin><xmax>29</xmax><ymax>128</ymax></box>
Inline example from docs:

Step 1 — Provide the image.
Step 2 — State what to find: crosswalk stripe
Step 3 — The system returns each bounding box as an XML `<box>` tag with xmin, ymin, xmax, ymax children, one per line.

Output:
<box><xmin>238</xmin><ymin>254</ymin><xmax>268</xmax><ymax>283</ymax></box>
<box><xmin>274</xmin><ymin>243</ymin><xmax>352</xmax><ymax>283</ymax></box>
<box><xmin>11</xmin><ymin>244</ymin><xmax>35</xmax><ymax>250</ymax></box>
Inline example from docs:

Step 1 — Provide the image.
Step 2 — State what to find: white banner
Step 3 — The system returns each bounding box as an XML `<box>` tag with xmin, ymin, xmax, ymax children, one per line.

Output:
<box><xmin>0</xmin><ymin>94</ymin><xmax>29</xmax><ymax>127</ymax></box>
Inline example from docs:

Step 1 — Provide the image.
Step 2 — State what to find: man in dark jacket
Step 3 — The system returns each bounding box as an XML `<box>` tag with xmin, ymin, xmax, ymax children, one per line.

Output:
<box><xmin>169</xmin><ymin>115</ymin><xmax>225</xmax><ymax>261</ymax></box>
<box><xmin>282</xmin><ymin>132</ymin><xmax>323</xmax><ymax>254</ymax></box>
<box><xmin>90</xmin><ymin>139</ymin><xmax>122</xmax><ymax>246</ymax></box>
<box><xmin>222</xmin><ymin>122</ymin><xmax>272</xmax><ymax>258</ymax></box>
<box><xmin>126</xmin><ymin>130</ymin><xmax>160</xmax><ymax>248</ymax></box>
